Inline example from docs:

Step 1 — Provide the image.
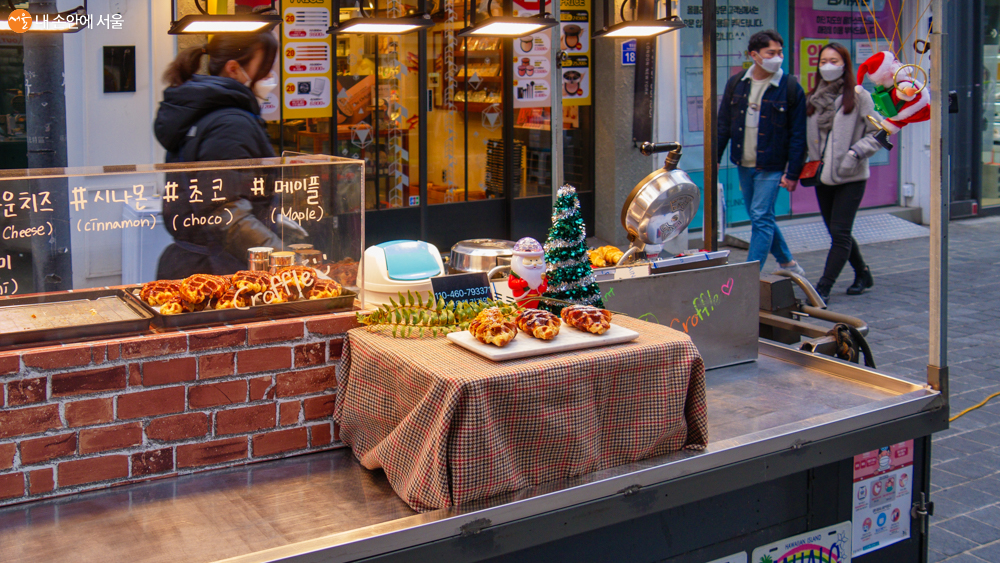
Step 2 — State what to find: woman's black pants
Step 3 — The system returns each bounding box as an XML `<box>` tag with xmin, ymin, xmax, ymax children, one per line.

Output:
<box><xmin>815</xmin><ymin>179</ymin><xmax>868</xmax><ymax>289</ymax></box>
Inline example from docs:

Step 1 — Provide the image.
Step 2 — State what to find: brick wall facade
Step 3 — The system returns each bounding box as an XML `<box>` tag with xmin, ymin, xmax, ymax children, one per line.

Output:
<box><xmin>0</xmin><ymin>312</ymin><xmax>359</xmax><ymax>507</ymax></box>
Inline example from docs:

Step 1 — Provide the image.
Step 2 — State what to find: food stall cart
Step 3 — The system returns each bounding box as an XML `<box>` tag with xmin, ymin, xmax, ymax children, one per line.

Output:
<box><xmin>0</xmin><ymin>1</ymin><xmax>949</xmax><ymax>561</ymax></box>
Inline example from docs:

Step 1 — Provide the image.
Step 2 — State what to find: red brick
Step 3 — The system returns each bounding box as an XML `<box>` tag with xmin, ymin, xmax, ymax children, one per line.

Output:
<box><xmin>198</xmin><ymin>352</ymin><xmax>235</xmax><ymax>379</ymax></box>
<box><xmin>306</xmin><ymin>315</ymin><xmax>359</xmax><ymax>336</ymax></box>
<box><xmin>303</xmin><ymin>395</ymin><xmax>336</xmax><ymax>420</ymax></box>
<box><xmin>334</xmin><ymin>422</ymin><xmax>340</xmax><ymax>442</ymax></box>
<box><xmin>253</xmin><ymin>428</ymin><xmax>308</xmax><ymax>457</ymax></box>
<box><xmin>0</xmin><ymin>353</ymin><xmax>19</xmax><ymax>375</ymax></box>
<box><xmin>0</xmin><ymin>473</ymin><xmax>24</xmax><ymax>500</ymax></box>
<box><xmin>329</xmin><ymin>337</ymin><xmax>345</xmax><ymax>360</ymax></box>
<box><xmin>142</xmin><ymin>357</ymin><xmax>197</xmax><ymax>387</ymax></box>
<box><xmin>311</xmin><ymin>423</ymin><xmax>332</xmax><ymax>447</ymax></box>
<box><xmin>107</xmin><ymin>343</ymin><xmax>121</xmax><ymax>361</ymax></box>
<box><xmin>7</xmin><ymin>377</ymin><xmax>46</xmax><ymax>406</ymax></box>
<box><xmin>187</xmin><ymin>327</ymin><xmax>247</xmax><ymax>351</ymax></box>
<box><xmin>65</xmin><ymin>398</ymin><xmax>114</xmax><ymax>428</ymax></box>
<box><xmin>176</xmin><ymin>437</ymin><xmax>247</xmax><ymax>469</ymax></box>
<box><xmin>0</xmin><ymin>443</ymin><xmax>14</xmax><ymax>470</ymax></box>
<box><xmin>0</xmin><ymin>405</ymin><xmax>60</xmax><ymax>439</ymax></box>
<box><xmin>237</xmin><ymin>347</ymin><xmax>292</xmax><ymax>374</ymax></box>
<box><xmin>51</xmin><ymin>365</ymin><xmax>127</xmax><ymax>397</ymax></box>
<box><xmin>216</xmin><ymin>404</ymin><xmax>275</xmax><ymax>436</ymax></box>
<box><xmin>79</xmin><ymin>423</ymin><xmax>142</xmax><ymax>454</ymax></box>
<box><xmin>248</xmin><ymin>320</ymin><xmax>304</xmax><ymax>345</ymax></box>
<box><xmin>128</xmin><ymin>364</ymin><xmax>141</xmax><ymax>386</ymax></box>
<box><xmin>189</xmin><ymin>381</ymin><xmax>246</xmax><ymax>409</ymax></box>
<box><xmin>120</xmin><ymin>334</ymin><xmax>187</xmax><ymax>360</ymax></box>
<box><xmin>294</xmin><ymin>342</ymin><xmax>326</xmax><ymax>367</ymax></box>
<box><xmin>28</xmin><ymin>468</ymin><xmax>54</xmax><ymax>495</ymax></box>
<box><xmin>117</xmin><ymin>386</ymin><xmax>185</xmax><ymax>420</ymax></box>
<box><xmin>91</xmin><ymin>345</ymin><xmax>107</xmax><ymax>364</ymax></box>
<box><xmin>276</xmin><ymin>366</ymin><xmax>337</xmax><ymax>398</ymax></box>
<box><xmin>249</xmin><ymin>377</ymin><xmax>273</xmax><ymax>401</ymax></box>
<box><xmin>147</xmin><ymin>413</ymin><xmax>209</xmax><ymax>442</ymax></box>
<box><xmin>131</xmin><ymin>448</ymin><xmax>173</xmax><ymax>477</ymax></box>
<box><xmin>20</xmin><ymin>433</ymin><xmax>77</xmax><ymax>464</ymax></box>
<box><xmin>279</xmin><ymin>401</ymin><xmax>300</xmax><ymax>426</ymax></box>
<box><xmin>22</xmin><ymin>345</ymin><xmax>91</xmax><ymax>370</ymax></box>
<box><xmin>59</xmin><ymin>456</ymin><xmax>128</xmax><ymax>487</ymax></box>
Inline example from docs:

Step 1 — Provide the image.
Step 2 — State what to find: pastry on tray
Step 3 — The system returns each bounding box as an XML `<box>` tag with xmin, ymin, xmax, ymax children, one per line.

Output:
<box><xmin>179</xmin><ymin>274</ymin><xmax>228</xmax><ymax>304</ymax></box>
<box><xmin>139</xmin><ymin>280</ymin><xmax>182</xmax><ymax>306</ymax></box>
<box><xmin>159</xmin><ymin>296</ymin><xmax>206</xmax><ymax>315</ymax></box>
<box><xmin>275</xmin><ymin>266</ymin><xmax>317</xmax><ymax>298</ymax></box>
<box><xmin>232</xmin><ymin>270</ymin><xmax>271</xmax><ymax>294</ymax></box>
<box><xmin>515</xmin><ymin>309</ymin><xmax>561</xmax><ymax>340</ymax></box>
<box><xmin>213</xmin><ymin>287</ymin><xmax>248</xmax><ymax>310</ymax></box>
<box><xmin>589</xmin><ymin>246</ymin><xmax>625</xmax><ymax>268</ymax></box>
<box><xmin>560</xmin><ymin>304</ymin><xmax>613</xmax><ymax>335</ymax></box>
<box><xmin>308</xmin><ymin>278</ymin><xmax>343</xmax><ymax>299</ymax></box>
<box><xmin>469</xmin><ymin>307</ymin><xmax>517</xmax><ymax>347</ymax></box>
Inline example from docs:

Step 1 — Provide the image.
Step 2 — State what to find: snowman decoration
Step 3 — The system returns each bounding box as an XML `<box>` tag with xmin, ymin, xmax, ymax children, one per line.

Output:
<box><xmin>508</xmin><ymin>237</ymin><xmax>548</xmax><ymax>309</ymax></box>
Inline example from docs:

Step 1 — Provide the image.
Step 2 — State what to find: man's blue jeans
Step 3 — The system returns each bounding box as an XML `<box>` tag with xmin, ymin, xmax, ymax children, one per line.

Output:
<box><xmin>737</xmin><ymin>166</ymin><xmax>794</xmax><ymax>270</ymax></box>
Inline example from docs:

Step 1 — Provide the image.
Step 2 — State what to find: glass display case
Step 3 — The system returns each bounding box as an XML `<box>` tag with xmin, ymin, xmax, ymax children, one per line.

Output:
<box><xmin>0</xmin><ymin>155</ymin><xmax>364</xmax><ymax>344</ymax></box>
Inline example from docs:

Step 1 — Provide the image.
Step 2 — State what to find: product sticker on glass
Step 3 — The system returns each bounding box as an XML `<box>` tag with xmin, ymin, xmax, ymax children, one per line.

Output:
<box><xmin>851</xmin><ymin>440</ymin><xmax>914</xmax><ymax>556</ymax></box>
<box><xmin>751</xmin><ymin>521</ymin><xmax>851</xmax><ymax>563</ymax></box>
<box><xmin>510</xmin><ymin>0</ymin><xmax>591</xmax><ymax>107</ymax></box>
<box><xmin>282</xmin><ymin>0</ymin><xmax>334</xmax><ymax>118</ymax></box>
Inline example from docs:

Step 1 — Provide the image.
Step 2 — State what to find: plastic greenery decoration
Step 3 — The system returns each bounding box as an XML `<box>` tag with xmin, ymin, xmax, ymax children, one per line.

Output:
<box><xmin>357</xmin><ymin>291</ymin><xmax>520</xmax><ymax>337</ymax></box>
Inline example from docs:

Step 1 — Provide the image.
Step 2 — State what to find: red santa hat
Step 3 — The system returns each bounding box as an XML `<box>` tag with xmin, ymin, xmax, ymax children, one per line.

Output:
<box><xmin>855</xmin><ymin>51</ymin><xmax>900</xmax><ymax>92</ymax></box>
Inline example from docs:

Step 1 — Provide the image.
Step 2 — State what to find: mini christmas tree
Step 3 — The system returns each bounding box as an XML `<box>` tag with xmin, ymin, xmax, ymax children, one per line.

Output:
<box><xmin>540</xmin><ymin>185</ymin><xmax>604</xmax><ymax>314</ymax></box>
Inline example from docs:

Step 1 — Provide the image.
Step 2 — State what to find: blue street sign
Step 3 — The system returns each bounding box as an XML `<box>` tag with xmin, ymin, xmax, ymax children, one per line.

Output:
<box><xmin>622</xmin><ymin>39</ymin><xmax>637</xmax><ymax>66</ymax></box>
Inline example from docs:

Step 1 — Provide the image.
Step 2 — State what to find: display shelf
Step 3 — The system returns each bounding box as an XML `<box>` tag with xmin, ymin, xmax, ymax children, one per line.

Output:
<box><xmin>434</xmin><ymin>101</ymin><xmax>497</xmax><ymax>112</ymax></box>
<box><xmin>454</xmin><ymin>75</ymin><xmax>502</xmax><ymax>83</ymax></box>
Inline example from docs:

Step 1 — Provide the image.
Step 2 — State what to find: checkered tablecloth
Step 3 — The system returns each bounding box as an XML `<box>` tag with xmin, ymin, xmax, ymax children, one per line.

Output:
<box><xmin>334</xmin><ymin>315</ymin><xmax>707</xmax><ymax>512</ymax></box>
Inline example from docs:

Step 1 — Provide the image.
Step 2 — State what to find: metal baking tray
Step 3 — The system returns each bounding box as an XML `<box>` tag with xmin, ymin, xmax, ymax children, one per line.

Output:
<box><xmin>0</xmin><ymin>288</ymin><xmax>153</xmax><ymax>348</ymax></box>
<box><xmin>132</xmin><ymin>287</ymin><xmax>357</xmax><ymax>329</ymax></box>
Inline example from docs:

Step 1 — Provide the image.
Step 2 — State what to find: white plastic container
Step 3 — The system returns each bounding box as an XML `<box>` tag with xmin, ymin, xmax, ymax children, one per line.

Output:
<box><xmin>363</xmin><ymin>240</ymin><xmax>445</xmax><ymax>308</ymax></box>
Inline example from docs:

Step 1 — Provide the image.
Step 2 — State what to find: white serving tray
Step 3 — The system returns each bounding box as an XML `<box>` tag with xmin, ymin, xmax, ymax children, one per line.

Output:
<box><xmin>446</xmin><ymin>323</ymin><xmax>640</xmax><ymax>362</ymax></box>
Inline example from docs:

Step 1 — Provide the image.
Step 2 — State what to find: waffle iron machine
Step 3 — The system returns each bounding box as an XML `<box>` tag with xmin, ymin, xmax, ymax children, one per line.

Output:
<box><xmin>619</xmin><ymin>142</ymin><xmax>701</xmax><ymax>263</ymax></box>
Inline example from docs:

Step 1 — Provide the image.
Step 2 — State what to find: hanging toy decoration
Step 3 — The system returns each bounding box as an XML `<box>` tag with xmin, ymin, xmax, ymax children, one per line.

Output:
<box><xmin>508</xmin><ymin>237</ymin><xmax>548</xmax><ymax>309</ymax></box>
<box><xmin>854</xmin><ymin>50</ymin><xmax>930</xmax><ymax>151</ymax></box>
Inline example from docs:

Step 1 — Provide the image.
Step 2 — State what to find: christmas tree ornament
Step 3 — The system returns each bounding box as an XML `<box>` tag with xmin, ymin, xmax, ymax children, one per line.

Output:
<box><xmin>540</xmin><ymin>185</ymin><xmax>604</xmax><ymax>314</ymax></box>
<box><xmin>508</xmin><ymin>237</ymin><xmax>548</xmax><ymax>309</ymax></box>
<box><xmin>855</xmin><ymin>51</ymin><xmax>930</xmax><ymax>150</ymax></box>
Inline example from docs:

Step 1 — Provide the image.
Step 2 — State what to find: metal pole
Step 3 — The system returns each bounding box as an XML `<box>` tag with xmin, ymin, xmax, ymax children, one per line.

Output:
<box><xmin>550</xmin><ymin>0</ymin><xmax>563</xmax><ymax>200</ymax></box>
<box><xmin>701</xmin><ymin>0</ymin><xmax>718</xmax><ymax>250</ymax></box>
<box><xmin>928</xmin><ymin>0</ymin><xmax>948</xmax><ymax>395</ymax></box>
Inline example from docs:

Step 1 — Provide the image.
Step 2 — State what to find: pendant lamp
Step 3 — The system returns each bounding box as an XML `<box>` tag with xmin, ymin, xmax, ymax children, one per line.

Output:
<box><xmin>328</xmin><ymin>0</ymin><xmax>432</xmax><ymax>35</ymax></box>
<box><xmin>592</xmin><ymin>0</ymin><xmax>684</xmax><ymax>39</ymax></box>
<box><xmin>458</xmin><ymin>0</ymin><xmax>558</xmax><ymax>38</ymax></box>
<box><xmin>169</xmin><ymin>0</ymin><xmax>279</xmax><ymax>34</ymax></box>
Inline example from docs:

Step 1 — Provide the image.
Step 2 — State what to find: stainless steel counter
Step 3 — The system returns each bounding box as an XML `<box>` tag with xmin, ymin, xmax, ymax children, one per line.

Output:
<box><xmin>0</xmin><ymin>342</ymin><xmax>940</xmax><ymax>563</ymax></box>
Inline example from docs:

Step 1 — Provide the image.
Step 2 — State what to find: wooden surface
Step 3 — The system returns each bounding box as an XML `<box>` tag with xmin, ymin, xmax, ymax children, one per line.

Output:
<box><xmin>445</xmin><ymin>324</ymin><xmax>640</xmax><ymax>361</ymax></box>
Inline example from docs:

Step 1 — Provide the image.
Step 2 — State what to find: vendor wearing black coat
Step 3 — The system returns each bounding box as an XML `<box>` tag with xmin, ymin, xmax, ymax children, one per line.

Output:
<box><xmin>153</xmin><ymin>32</ymin><xmax>283</xmax><ymax>280</ymax></box>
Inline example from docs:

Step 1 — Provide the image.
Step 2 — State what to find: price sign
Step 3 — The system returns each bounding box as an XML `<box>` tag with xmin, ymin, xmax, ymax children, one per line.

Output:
<box><xmin>622</xmin><ymin>39</ymin><xmax>637</xmax><ymax>66</ymax></box>
<box><xmin>430</xmin><ymin>272</ymin><xmax>493</xmax><ymax>304</ymax></box>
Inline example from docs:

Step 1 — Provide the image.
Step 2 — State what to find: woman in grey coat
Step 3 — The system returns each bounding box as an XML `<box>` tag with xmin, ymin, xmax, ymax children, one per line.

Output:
<box><xmin>805</xmin><ymin>43</ymin><xmax>883</xmax><ymax>304</ymax></box>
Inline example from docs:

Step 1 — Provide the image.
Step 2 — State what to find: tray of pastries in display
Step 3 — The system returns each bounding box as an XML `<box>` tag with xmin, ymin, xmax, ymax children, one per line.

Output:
<box><xmin>134</xmin><ymin>266</ymin><xmax>356</xmax><ymax>328</ymax></box>
<box><xmin>446</xmin><ymin>305</ymin><xmax>639</xmax><ymax>361</ymax></box>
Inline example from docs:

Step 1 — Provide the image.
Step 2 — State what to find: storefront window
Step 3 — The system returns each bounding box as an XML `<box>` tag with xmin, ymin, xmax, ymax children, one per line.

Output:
<box><xmin>982</xmin><ymin>0</ymin><xmax>1000</xmax><ymax>208</ymax></box>
<box><xmin>0</xmin><ymin>37</ymin><xmax>26</xmax><ymax>170</ymax></box>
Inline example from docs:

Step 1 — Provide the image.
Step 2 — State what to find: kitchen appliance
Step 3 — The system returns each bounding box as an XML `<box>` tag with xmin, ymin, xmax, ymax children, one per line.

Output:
<box><xmin>363</xmin><ymin>240</ymin><xmax>445</xmax><ymax>307</ymax></box>
<box><xmin>620</xmin><ymin>142</ymin><xmax>700</xmax><ymax>261</ymax></box>
<box><xmin>448</xmin><ymin>239</ymin><xmax>515</xmax><ymax>275</ymax></box>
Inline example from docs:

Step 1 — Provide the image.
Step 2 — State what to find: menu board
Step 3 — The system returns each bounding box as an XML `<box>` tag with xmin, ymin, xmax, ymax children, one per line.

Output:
<box><xmin>511</xmin><ymin>0</ymin><xmax>591</xmax><ymax>108</ymax></box>
<box><xmin>851</xmin><ymin>441</ymin><xmax>914</xmax><ymax>557</ymax></box>
<box><xmin>282</xmin><ymin>0</ymin><xmax>334</xmax><ymax>119</ymax></box>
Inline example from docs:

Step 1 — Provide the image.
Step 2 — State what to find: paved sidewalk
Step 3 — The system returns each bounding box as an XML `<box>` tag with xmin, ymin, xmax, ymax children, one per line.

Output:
<box><xmin>726</xmin><ymin>216</ymin><xmax>1000</xmax><ymax>562</ymax></box>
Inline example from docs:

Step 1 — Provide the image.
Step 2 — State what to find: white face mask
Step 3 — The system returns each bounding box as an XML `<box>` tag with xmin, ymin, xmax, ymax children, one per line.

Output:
<box><xmin>240</xmin><ymin>66</ymin><xmax>278</xmax><ymax>103</ymax></box>
<box><xmin>755</xmin><ymin>54</ymin><xmax>783</xmax><ymax>75</ymax></box>
<box><xmin>819</xmin><ymin>63</ymin><xmax>844</xmax><ymax>82</ymax></box>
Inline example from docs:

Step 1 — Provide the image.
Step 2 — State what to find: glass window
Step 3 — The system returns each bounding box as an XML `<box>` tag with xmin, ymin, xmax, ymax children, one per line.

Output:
<box><xmin>983</xmin><ymin>0</ymin><xmax>1000</xmax><ymax>207</ymax></box>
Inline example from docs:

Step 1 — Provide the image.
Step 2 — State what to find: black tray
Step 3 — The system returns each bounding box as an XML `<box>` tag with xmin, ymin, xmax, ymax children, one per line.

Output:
<box><xmin>0</xmin><ymin>288</ymin><xmax>154</xmax><ymax>348</ymax></box>
<box><xmin>132</xmin><ymin>287</ymin><xmax>358</xmax><ymax>329</ymax></box>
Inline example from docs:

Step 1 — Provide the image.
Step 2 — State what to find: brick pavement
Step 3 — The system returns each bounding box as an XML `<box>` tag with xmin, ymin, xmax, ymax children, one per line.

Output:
<box><xmin>725</xmin><ymin>215</ymin><xmax>1000</xmax><ymax>562</ymax></box>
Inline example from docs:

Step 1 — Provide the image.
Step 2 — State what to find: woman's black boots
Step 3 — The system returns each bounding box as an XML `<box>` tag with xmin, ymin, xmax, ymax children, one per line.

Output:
<box><xmin>846</xmin><ymin>266</ymin><xmax>874</xmax><ymax>295</ymax></box>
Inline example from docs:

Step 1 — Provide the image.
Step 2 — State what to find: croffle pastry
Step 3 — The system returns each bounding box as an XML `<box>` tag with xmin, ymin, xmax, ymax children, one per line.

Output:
<box><xmin>560</xmin><ymin>304</ymin><xmax>613</xmax><ymax>335</ymax></box>
<box><xmin>515</xmin><ymin>309</ymin><xmax>561</xmax><ymax>340</ymax></box>
<box><xmin>469</xmin><ymin>307</ymin><xmax>518</xmax><ymax>347</ymax></box>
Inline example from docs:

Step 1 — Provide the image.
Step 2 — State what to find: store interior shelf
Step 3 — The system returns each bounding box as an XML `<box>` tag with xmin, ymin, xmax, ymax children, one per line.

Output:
<box><xmin>434</xmin><ymin>101</ymin><xmax>497</xmax><ymax>112</ymax></box>
<box><xmin>454</xmin><ymin>75</ymin><xmax>502</xmax><ymax>83</ymax></box>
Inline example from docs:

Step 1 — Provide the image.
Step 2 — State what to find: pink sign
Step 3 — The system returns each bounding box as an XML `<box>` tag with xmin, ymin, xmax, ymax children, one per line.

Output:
<box><xmin>853</xmin><ymin>440</ymin><xmax>914</xmax><ymax>482</ymax></box>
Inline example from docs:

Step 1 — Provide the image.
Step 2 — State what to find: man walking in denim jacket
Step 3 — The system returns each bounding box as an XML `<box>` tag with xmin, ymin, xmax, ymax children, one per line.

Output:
<box><xmin>718</xmin><ymin>29</ymin><xmax>807</xmax><ymax>275</ymax></box>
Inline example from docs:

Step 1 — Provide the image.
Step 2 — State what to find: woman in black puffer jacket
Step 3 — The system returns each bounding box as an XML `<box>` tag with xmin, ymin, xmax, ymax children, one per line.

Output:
<box><xmin>153</xmin><ymin>32</ymin><xmax>283</xmax><ymax>279</ymax></box>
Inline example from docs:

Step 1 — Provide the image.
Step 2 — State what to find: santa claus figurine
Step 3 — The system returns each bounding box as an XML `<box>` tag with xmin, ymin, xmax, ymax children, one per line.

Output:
<box><xmin>508</xmin><ymin>237</ymin><xmax>548</xmax><ymax>309</ymax></box>
<box><xmin>855</xmin><ymin>51</ymin><xmax>930</xmax><ymax>150</ymax></box>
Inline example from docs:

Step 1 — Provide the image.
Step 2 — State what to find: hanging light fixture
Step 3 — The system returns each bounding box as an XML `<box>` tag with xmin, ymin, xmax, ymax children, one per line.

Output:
<box><xmin>592</xmin><ymin>0</ymin><xmax>684</xmax><ymax>39</ymax></box>
<box><xmin>169</xmin><ymin>0</ymin><xmax>280</xmax><ymax>35</ymax></box>
<box><xmin>0</xmin><ymin>1</ymin><xmax>88</xmax><ymax>33</ymax></box>
<box><xmin>328</xmin><ymin>0</ymin><xmax>432</xmax><ymax>35</ymax></box>
<box><xmin>458</xmin><ymin>0</ymin><xmax>558</xmax><ymax>38</ymax></box>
